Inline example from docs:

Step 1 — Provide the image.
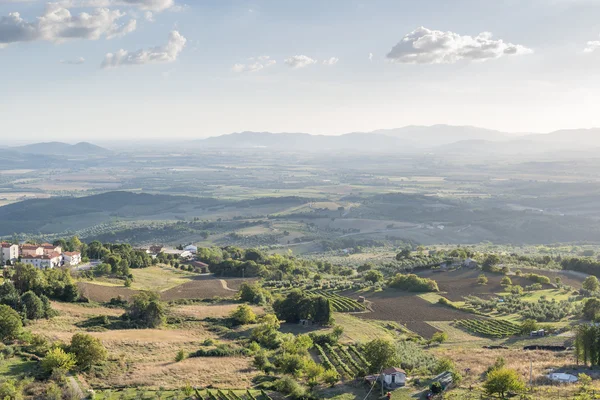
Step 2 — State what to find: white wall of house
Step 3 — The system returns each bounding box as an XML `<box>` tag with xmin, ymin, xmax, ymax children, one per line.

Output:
<box><xmin>383</xmin><ymin>373</ymin><xmax>406</xmax><ymax>386</ymax></box>
<box><xmin>63</xmin><ymin>253</ymin><xmax>81</xmax><ymax>265</ymax></box>
<box><xmin>1</xmin><ymin>244</ymin><xmax>19</xmax><ymax>264</ymax></box>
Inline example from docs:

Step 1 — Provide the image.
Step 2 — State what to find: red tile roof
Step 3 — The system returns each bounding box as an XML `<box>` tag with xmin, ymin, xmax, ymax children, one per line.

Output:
<box><xmin>382</xmin><ymin>367</ymin><xmax>406</xmax><ymax>375</ymax></box>
<box><xmin>21</xmin><ymin>244</ymin><xmax>41</xmax><ymax>249</ymax></box>
<box><xmin>1</xmin><ymin>242</ymin><xmax>16</xmax><ymax>248</ymax></box>
<box><xmin>64</xmin><ymin>251</ymin><xmax>81</xmax><ymax>256</ymax></box>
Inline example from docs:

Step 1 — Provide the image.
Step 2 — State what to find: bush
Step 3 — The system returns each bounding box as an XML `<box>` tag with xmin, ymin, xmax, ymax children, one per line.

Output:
<box><xmin>175</xmin><ymin>349</ymin><xmax>187</xmax><ymax>362</ymax></box>
<box><xmin>500</xmin><ymin>276</ymin><xmax>512</xmax><ymax>286</ymax></box>
<box><xmin>323</xmin><ymin>369</ymin><xmax>340</xmax><ymax>386</ymax></box>
<box><xmin>70</xmin><ymin>333</ymin><xmax>107</xmax><ymax>370</ymax></box>
<box><xmin>274</xmin><ymin>376</ymin><xmax>306</xmax><ymax>399</ymax></box>
<box><xmin>431</xmin><ymin>331</ymin><xmax>448</xmax><ymax>344</ymax></box>
<box><xmin>230</xmin><ymin>304</ymin><xmax>257</xmax><ymax>326</ymax></box>
<box><xmin>477</xmin><ymin>274</ymin><xmax>488</xmax><ymax>285</ymax></box>
<box><xmin>42</xmin><ymin>348</ymin><xmax>76</xmax><ymax>376</ymax></box>
<box><xmin>430</xmin><ymin>381</ymin><xmax>443</xmax><ymax>394</ymax></box>
<box><xmin>526</xmin><ymin>273</ymin><xmax>551</xmax><ymax>285</ymax></box>
<box><xmin>388</xmin><ymin>274</ymin><xmax>439</xmax><ymax>292</ymax></box>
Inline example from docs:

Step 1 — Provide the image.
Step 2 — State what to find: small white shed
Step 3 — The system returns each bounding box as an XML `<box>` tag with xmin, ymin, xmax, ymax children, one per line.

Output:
<box><xmin>382</xmin><ymin>367</ymin><xmax>407</xmax><ymax>388</ymax></box>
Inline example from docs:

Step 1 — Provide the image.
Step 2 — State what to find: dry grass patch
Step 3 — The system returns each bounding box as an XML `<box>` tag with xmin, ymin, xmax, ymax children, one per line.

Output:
<box><xmin>432</xmin><ymin>346</ymin><xmax>575</xmax><ymax>386</ymax></box>
<box><xmin>172</xmin><ymin>303</ymin><xmax>264</xmax><ymax>319</ymax></box>
<box><xmin>99</xmin><ymin>356</ymin><xmax>257</xmax><ymax>390</ymax></box>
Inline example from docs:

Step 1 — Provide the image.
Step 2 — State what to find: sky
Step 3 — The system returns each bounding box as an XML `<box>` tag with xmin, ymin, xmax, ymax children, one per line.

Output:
<box><xmin>1</xmin><ymin>0</ymin><xmax>600</xmax><ymax>141</ymax></box>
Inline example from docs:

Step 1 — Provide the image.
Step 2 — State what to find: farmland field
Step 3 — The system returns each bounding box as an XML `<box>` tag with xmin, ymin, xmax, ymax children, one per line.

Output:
<box><xmin>357</xmin><ymin>290</ymin><xmax>479</xmax><ymax>338</ymax></box>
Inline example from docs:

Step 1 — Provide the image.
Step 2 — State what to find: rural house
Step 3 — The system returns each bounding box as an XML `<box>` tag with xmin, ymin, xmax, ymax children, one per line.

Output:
<box><xmin>381</xmin><ymin>367</ymin><xmax>407</xmax><ymax>388</ymax></box>
<box><xmin>21</xmin><ymin>252</ymin><xmax>62</xmax><ymax>269</ymax></box>
<box><xmin>63</xmin><ymin>251</ymin><xmax>82</xmax><ymax>266</ymax></box>
<box><xmin>41</xmin><ymin>243</ymin><xmax>62</xmax><ymax>256</ymax></box>
<box><xmin>0</xmin><ymin>242</ymin><xmax>19</xmax><ymax>265</ymax></box>
<box><xmin>20</xmin><ymin>244</ymin><xmax>44</xmax><ymax>257</ymax></box>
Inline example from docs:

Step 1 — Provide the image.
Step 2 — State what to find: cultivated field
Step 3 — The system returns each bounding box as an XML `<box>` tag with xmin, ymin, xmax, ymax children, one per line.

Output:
<box><xmin>357</xmin><ymin>290</ymin><xmax>479</xmax><ymax>338</ymax></box>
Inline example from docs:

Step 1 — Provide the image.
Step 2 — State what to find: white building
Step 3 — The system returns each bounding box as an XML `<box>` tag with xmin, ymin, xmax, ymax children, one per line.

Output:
<box><xmin>382</xmin><ymin>367</ymin><xmax>407</xmax><ymax>388</ymax></box>
<box><xmin>0</xmin><ymin>243</ymin><xmax>19</xmax><ymax>265</ymax></box>
<box><xmin>22</xmin><ymin>252</ymin><xmax>62</xmax><ymax>269</ymax></box>
<box><xmin>184</xmin><ymin>245</ymin><xmax>198</xmax><ymax>254</ymax></box>
<box><xmin>63</xmin><ymin>251</ymin><xmax>82</xmax><ymax>266</ymax></box>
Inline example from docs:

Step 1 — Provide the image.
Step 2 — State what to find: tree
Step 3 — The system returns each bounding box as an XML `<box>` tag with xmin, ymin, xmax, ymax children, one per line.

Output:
<box><xmin>396</xmin><ymin>249</ymin><xmax>411</xmax><ymax>260</ymax></box>
<box><xmin>357</xmin><ymin>263</ymin><xmax>373</xmax><ymax>273</ymax></box>
<box><xmin>431</xmin><ymin>331</ymin><xmax>448</xmax><ymax>344</ymax></box>
<box><xmin>41</xmin><ymin>348</ymin><xmax>76</xmax><ymax>375</ymax></box>
<box><xmin>70</xmin><ymin>333</ymin><xmax>107</xmax><ymax>370</ymax></box>
<box><xmin>364</xmin><ymin>270</ymin><xmax>384</xmax><ymax>284</ymax></box>
<box><xmin>520</xmin><ymin>319</ymin><xmax>538</xmax><ymax>334</ymax></box>
<box><xmin>484</xmin><ymin>367</ymin><xmax>525</xmax><ymax>398</ymax></box>
<box><xmin>175</xmin><ymin>349</ymin><xmax>186</xmax><ymax>362</ymax></box>
<box><xmin>477</xmin><ymin>274</ymin><xmax>488</xmax><ymax>285</ymax></box>
<box><xmin>434</xmin><ymin>358</ymin><xmax>456</xmax><ymax>374</ymax></box>
<box><xmin>305</xmin><ymin>360</ymin><xmax>325</xmax><ymax>388</ymax></box>
<box><xmin>583</xmin><ymin>298</ymin><xmax>600</xmax><ymax>321</ymax></box>
<box><xmin>20</xmin><ymin>291</ymin><xmax>44</xmax><ymax>320</ymax></box>
<box><xmin>583</xmin><ymin>276</ymin><xmax>600</xmax><ymax>292</ymax></box>
<box><xmin>230</xmin><ymin>304</ymin><xmax>257</xmax><ymax>326</ymax></box>
<box><xmin>363</xmin><ymin>338</ymin><xmax>400</xmax><ymax>374</ymax></box>
<box><xmin>127</xmin><ymin>291</ymin><xmax>165</xmax><ymax>328</ymax></box>
<box><xmin>500</xmin><ymin>276</ymin><xmax>512</xmax><ymax>286</ymax></box>
<box><xmin>482</xmin><ymin>254</ymin><xmax>501</xmax><ymax>271</ymax></box>
<box><xmin>0</xmin><ymin>304</ymin><xmax>22</xmax><ymax>341</ymax></box>
<box><xmin>430</xmin><ymin>382</ymin><xmax>443</xmax><ymax>394</ymax></box>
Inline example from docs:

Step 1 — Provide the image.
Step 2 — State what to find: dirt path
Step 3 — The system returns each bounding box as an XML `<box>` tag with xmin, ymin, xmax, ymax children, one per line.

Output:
<box><xmin>219</xmin><ymin>279</ymin><xmax>237</xmax><ymax>292</ymax></box>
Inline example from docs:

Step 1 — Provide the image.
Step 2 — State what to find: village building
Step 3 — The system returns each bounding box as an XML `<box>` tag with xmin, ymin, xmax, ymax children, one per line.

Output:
<box><xmin>41</xmin><ymin>243</ymin><xmax>62</xmax><ymax>256</ymax></box>
<box><xmin>21</xmin><ymin>252</ymin><xmax>62</xmax><ymax>269</ymax></box>
<box><xmin>63</xmin><ymin>251</ymin><xmax>82</xmax><ymax>266</ymax></box>
<box><xmin>0</xmin><ymin>242</ymin><xmax>19</xmax><ymax>265</ymax></box>
<box><xmin>184</xmin><ymin>260</ymin><xmax>210</xmax><ymax>273</ymax></box>
<box><xmin>20</xmin><ymin>244</ymin><xmax>44</xmax><ymax>257</ymax></box>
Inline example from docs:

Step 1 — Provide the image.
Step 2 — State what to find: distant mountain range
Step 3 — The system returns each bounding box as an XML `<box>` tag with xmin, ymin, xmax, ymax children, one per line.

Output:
<box><xmin>195</xmin><ymin>125</ymin><xmax>600</xmax><ymax>155</ymax></box>
<box><xmin>9</xmin><ymin>141</ymin><xmax>111</xmax><ymax>156</ymax></box>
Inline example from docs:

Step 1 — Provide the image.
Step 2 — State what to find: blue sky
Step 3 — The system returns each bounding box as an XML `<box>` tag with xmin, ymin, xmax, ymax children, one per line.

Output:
<box><xmin>1</xmin><ymin>0</ymin><xmax>600</xmax><ymax>141</ymax></box>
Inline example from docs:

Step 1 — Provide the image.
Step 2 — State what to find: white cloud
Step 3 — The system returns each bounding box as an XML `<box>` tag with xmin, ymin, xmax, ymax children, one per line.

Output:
<box><xmin>55</xmin><ymin>0</ymin><xmax>175</xmax><ymax>12</ymax></box>
<box><xmin>322</xmin><ymin>57</ymin><xmax>338</xmax><ymax>66</ymax></box>
<box><xmin>101</xmin><ymin>30</ymin><xmax>186</xmax><ymax>68</ymax></box>
<box><xmin>284</xmin><ymin>55</ymin><xmax>317</xmax><ymax>68</ymax></box>
<box><xmin>231</xmin><ymin>55</ymin><xmax>276</xmax><ymax>73</ymax></box>
<box><xmin>0</xmin><ymin>4</ymin><xmax>136</xmax><ymax>47</ymax></box>
<box><xmin>584</xmin><ymin>35</ymin><xmax>600</xmax><ymax>53</ymax></box>
<box><xmin>60</xmin><ymin>56</ymin><xmax>85</xmax><ymax>64</ymax></box>
<box><xmin>368</xmin><ymin>52</ymin><xmax>373</xmax><ymax>61</ymax></box>
<box><xmin>386</xmin><ymin>26</ymin><xmax>533</xmax><ymax>64</ymax></box>
<box><xmin>144</xmin><ymin>11</ymin><xmax>154</xmax><ymax>21</ymax></box>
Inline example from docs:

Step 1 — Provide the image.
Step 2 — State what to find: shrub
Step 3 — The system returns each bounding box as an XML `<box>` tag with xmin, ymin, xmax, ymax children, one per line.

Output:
<box><xmin>583</xmin><ymin>276</ymin><xmax>600</xmax><ymax>292</ymax></box>
<box><xmin>42</xmin><ymin>348</ymin><xmax>76</xmax><ymax>375</ymax></box>
<box><xmin>230</xmin><ymin>304</ymin><xmax>257</xmax><ymax>326</ymax></box>
<box><xmin>322</xmin><ymin>369</ymin><xmax>340</xmax><ymax>387</ymax></box>
<box><xmin>484</xmin><ymin>367</ymin><xmax>525</xmax><ymax>398</ymax></box>
<box><xmin>70</xmin><ymin>333</ymin><xmax>107</xmax><ymax>370</ymax></box>
<box><xmin>526</xmin><ymin>274</ymin><xmax>551</xmax><ymax>285</ymax></box>
<box><xmin>500</xmin><ymin>276</ymin><xmax>512</xmax><ymax>286</ymax></box>
<box><xmin>431</xmin><ymin>331</ymin><xmax>448</xmax><ymax>344</ymax></box>
<box><xmin>274</xmin><ymin>376</ymin><xmax>306</xmax><ymax>399</ymax></box>
<box><xmin>175</xmin><ymin>349</ymin><xmax>187</xmax><ymax>362</ymax></box>
<box><xmin>477</xmin><ymin>274</ymin><xmax>488</xmax><ymax>285</ymax></box>
<box><xmin>430</xmin><ymin>381</ymin><xmax>443</xmax><ymax>394</ymax></box>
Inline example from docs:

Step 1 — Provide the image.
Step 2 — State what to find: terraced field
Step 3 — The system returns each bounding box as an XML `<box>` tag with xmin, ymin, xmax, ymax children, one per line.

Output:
<box><xmin>455</xmin><ymin>319</ymin><xmax>521</xmax><ymax>338</ymax></box>
<box><xmin>308</xmin><ymin>289</ymin><xmax>366</xmax><ymax>312</ymax></box>
<box><xmin>314</xmin><ymin>343</ymin><xmax>370</xmax><ymax>378</ymax></box>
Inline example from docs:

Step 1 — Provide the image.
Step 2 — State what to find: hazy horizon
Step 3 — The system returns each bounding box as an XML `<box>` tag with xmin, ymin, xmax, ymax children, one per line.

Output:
<box><xmin>2</xmin><ymin>0</ymin><xmax>600</xmax><ymax>141</ymax></box>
